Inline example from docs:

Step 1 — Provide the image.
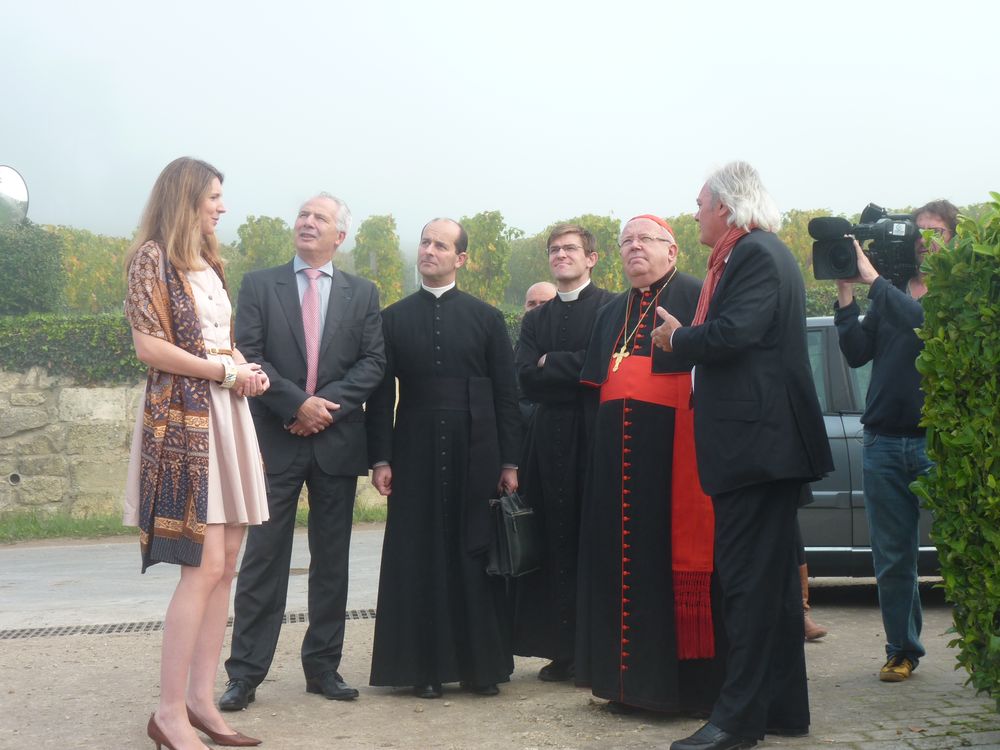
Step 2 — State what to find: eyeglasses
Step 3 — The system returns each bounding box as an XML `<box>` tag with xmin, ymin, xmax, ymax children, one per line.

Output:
<box><xmin>547</xmin><ymin>243</ymin><xmax>584</xmax><ymax>255</ymax></box>
<box><xmin>618</xmin><ymin>234</ymin><xmax>672</xmax><ymax>249</ymax></box>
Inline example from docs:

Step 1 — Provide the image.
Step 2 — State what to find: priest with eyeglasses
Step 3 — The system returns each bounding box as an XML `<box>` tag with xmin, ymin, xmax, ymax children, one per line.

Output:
<box><xmin>575</xmin><ymin>214</ymin><xmax>724</xmax><ymax>716</ymax></box>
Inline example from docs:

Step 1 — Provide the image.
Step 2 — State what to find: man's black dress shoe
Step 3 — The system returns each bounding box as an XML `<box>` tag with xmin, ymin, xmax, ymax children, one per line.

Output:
<box><xmin>305</xmin><ymin>671</ymin><xmax>360</xmax><ymax>701</ymax></box>
<box><xmin>413</xmin><ymin>683</ymin><xmax>443</xmax><ymax>699</ymax></box>
<box><xmin>538</xmin><ymin>659</ymin><xmax>574</xmax><ymax>682</ymax></box>
<box><xmin>460</xmin><ymin>682</ymin><xmax>499</xmax><ymax>696</ymax></box>
<box><xmin>670</xmin><ymin>722</ymin><xmax>757</xmax><ymax>750</ymax></box>
<box><xmin>219</xmin><ymin>678</ymin><xmax>256</xmax><ymax>712</ymax></box>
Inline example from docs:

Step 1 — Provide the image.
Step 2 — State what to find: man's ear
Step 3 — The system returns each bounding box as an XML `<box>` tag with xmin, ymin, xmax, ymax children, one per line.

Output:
<box><xmin>455</xmin><ymin>252</ymin><xmax>468</xmax><ymax>269</ymax></box>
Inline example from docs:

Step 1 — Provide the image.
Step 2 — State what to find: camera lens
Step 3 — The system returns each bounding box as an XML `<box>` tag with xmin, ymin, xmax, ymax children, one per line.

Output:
<box><xmin>830</xmin><ymin>242</ymin><xmax>855</xmax><ymax>274</ymax></box>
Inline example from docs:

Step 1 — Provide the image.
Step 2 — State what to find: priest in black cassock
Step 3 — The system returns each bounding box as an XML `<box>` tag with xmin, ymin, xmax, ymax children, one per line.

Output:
<box><xmin>576</xmin><ymin>215</ymin><xmax>725</xmax><ymax>715</ymax></box>
<box><xmin>366</xmin><ymin>218</ymin><xmax>522</xmax><ymax>700</ymax></box>
<box><xmin>512</xmin><ymin>223</ymin><xmax>615</xmax><ymax>682</ymax></box>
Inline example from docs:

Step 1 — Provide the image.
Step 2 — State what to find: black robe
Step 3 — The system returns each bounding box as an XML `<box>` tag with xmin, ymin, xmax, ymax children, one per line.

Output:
<box><xmin>367</xmin><ymin>287</ymin><xmax>521</xmax><ymax>687</ymax></box>
<box><xmin>512</xmin><ymin>282</ymin><xmax>615</xmax><ymax>661</ymax></box>
<box><xmin>575</xmin><ymin>270</ymin><xmax>726</xmax><ymax>713</ymax></box>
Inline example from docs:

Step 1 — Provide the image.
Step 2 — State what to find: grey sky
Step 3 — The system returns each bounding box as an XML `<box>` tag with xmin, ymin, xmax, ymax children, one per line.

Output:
<box><xmin>3</xmin><ymin>0</ymin><xmax>996</xmax><ymax>252</ymax></box>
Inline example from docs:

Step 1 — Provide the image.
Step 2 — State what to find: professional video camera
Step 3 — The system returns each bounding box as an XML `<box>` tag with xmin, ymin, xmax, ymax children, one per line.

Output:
<box><xmin>809</xmin><ymin>204</ymin><xmax>918</xmax><ymax>289</ymax></box>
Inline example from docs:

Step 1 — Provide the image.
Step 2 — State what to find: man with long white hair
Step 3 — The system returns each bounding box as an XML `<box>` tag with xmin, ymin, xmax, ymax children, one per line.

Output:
<box><xmin>653</xmin><ymin>162</ymin><xmax>833</xmax><ymax>750</ymax></box>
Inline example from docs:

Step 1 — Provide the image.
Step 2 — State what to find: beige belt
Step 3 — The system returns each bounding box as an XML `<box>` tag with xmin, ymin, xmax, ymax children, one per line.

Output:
<box><xmin>206</xmin><ymin>347</ymin><xmax>233</xmax><ymax>356</ymax></box>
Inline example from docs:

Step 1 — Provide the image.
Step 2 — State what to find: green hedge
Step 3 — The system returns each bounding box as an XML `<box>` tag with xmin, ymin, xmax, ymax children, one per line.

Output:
<box><xmin>0</xmin><ymin>313</ymin><xmax>144</xmax><ymax>384</ymax></box>
<box><xmin>0</xmin><ymin>220</ymin><xmax>66</xmax><ymax>315</ymax></box>
<box><xmin>914</xmin><ymin>194</ymin><xmax>1000</xmax><ymax>708</ymax></box>
<box><xmin>2</xmin><ymin>290</ymin><xmax>858</xmax><ymax>386</ymax></box>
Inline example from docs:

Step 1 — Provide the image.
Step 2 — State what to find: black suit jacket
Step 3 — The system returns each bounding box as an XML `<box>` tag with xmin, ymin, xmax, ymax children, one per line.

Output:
<box><xmin>235</xmin><ymin>260</ymin><xmax>386</xmax><ymax>477</ymax></box>
<box><xmin>671</xmin><ymin>230</ymin><xmax>833</xmax><ymax>496</ymax></box>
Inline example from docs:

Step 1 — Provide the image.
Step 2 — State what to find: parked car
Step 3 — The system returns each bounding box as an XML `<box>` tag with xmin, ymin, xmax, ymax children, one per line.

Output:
<box><xmin>799</xmin><ymin>316</ymin><xmax>938</xmax><ymax>577</ymax></box>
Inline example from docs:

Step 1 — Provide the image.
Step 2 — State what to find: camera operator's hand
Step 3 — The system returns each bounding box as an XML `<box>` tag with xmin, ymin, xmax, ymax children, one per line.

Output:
<box><xmin>850</xmin><ymin>237</ymin><xmax>880</xmax><ymax>286</ymax></box>
<box><xmin>836</xmin><ymin>237</ymin><xmax>880</xmax><ymax>307</ymax></box>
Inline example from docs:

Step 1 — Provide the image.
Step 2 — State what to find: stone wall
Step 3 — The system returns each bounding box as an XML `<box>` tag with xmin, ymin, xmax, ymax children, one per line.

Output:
<box><xmin>0</xmin><ymin>368</ymin><xmax>142</xmax><ymax>517</ymax></box>
<box><xmin>0</xmin><ymin>368</ymin><xmax>386</xmax><ymax>517</ymax></box>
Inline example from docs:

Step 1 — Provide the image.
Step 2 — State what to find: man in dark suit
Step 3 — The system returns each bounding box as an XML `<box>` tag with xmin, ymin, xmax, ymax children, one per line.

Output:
<box><xmin>220</xmin><ymin>193</ymin><xmax>386</xmax><ymax>710</ymax></box>
<box><xmin>652</xmin><ymin>162</ymin><xmax>833</xmax><ymax>750</ymax></box>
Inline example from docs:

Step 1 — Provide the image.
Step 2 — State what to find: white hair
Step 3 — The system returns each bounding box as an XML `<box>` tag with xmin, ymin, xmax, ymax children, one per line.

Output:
<box><xmin>706</xmin><ymin>161</ymin><xmax>781</xmax><ymax>232</ymax></box>
<box><xmin>313</xmin><ymin>192</ymin><xmax>352</xmax><ymax>234</ymax></box>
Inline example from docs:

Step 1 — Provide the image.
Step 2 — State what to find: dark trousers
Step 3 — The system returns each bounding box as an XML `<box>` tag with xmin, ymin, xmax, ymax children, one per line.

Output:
<box><xmin>709</xmin><ymin>479</ymin><xmax>808</xmax><ymax>739</ymax></box>
<box><xmin>226</xmin><ymin>443</ymin><xmax>358</xmax><ymax>685</ymax></box>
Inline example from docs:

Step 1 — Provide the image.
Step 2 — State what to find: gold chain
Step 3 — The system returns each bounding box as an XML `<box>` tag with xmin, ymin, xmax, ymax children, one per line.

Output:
<box><xmin>611</xmin><ymin>268</ymin><xmax>677</xmax><ymax>372</ymax></box>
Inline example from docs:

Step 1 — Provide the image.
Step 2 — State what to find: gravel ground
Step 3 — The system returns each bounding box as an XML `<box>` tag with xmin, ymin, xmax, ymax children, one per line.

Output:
<box><xmin>3</xmin><ymin>592</ymin><xmax>1000</xmax><ymax>750</ymax></box>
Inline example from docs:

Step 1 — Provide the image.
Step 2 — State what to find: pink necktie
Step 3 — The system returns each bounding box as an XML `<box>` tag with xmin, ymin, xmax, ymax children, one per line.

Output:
<box><xmin>302</xmin><ymin>268</ymin><xmax>322</xmax><ymax>395</ymax></box>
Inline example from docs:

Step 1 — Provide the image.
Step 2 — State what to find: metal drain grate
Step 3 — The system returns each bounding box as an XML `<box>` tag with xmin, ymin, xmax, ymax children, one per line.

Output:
<box><xmin>0</xmin><ymin>608</ymin><xmax>377</xmax><ymax>640</ymax></box>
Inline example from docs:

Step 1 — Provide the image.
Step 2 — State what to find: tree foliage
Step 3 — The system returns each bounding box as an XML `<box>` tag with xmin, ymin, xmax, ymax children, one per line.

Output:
<box><xmin>913</xmin><ymin>192</ymin><xmax>1000</xmax><ymax>708</ymax></box>
<box><xmin>505</xmin><ymin>214</ymin><xmax>623</xmax><ymax>307</ymax></box>
<box><xmin>779</xmin><ymin>209</ymin><xmax>833</xmax><ymax>288</ymax></box>
<box><xmin>0</xmin><ymin>220</ymin><xmax>66</xmax><ymax>314</ymax></box>
<box><xmin>352</xmin><ymin>214</ymin><xmax>405</xmax><ymax>305</ymax></box>
<box><xmin>665</xmin><ymin>213</ymin><xmax>707</xmax><ymax>280</ymax></box>
<box><xmin>505</xmin><ymin>233</ymin><xmax>550</xmax><ymax>307</ymax></box>
<box><xmin>458</xmin><ymin>210</ymin><xmax>522</xmax><ymax>306</ymax></box>
<box><xmin>224</xmin><ymin>215</ymin><xmax>295</xmax><ymax>299</ymax></box>
<box><xmin>574</xmin><ymin>214</ymin><xmax>625</xmax><ymax>293</ymax></box>
<box><xmin>50</xmin><ymin>225</ymin><xmax>129</xmax><ymax>313</ymax></box>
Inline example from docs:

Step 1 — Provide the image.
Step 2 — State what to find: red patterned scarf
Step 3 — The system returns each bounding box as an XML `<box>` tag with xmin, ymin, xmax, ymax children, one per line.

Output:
<box><xmin>125</xmin><ymin>242</ymin><xmax>222</xmax><ymax>572</ymax></box>
<box><xmin>691</xmin><ymin>226</ymin><xmax>750</xmax><ymax>326</ymax></box>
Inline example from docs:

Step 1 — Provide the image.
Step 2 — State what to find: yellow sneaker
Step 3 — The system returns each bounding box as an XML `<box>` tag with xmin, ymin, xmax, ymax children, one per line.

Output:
<box><xmin>879</xmin><ymin>655</ymin><xmax>915</xmax><ymax>682</ymax></box>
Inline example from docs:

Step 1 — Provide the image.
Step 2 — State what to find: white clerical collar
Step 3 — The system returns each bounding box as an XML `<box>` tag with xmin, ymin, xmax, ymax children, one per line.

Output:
<box><xmin>421</xmin><ymin>281</ymin><xmax>456</xmax><ymax>298</ymax></box>
<box><xmin>557</xmin><ymin>279</ymin><xmax>591</xmax><ymax>302</ymax></box>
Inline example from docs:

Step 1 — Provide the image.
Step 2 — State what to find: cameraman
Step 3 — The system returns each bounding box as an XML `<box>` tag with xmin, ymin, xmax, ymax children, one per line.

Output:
<box><xmin>833</xmin><ymin>199</ymin><xmax>957</xmax><ymax>683</ymax></box>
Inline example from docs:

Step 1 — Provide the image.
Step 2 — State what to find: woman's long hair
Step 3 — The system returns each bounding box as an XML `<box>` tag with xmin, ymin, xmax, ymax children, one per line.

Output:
<box><xmin>125</xmin><ymin>157</ymin><xmax>224</xmax><ymax>274</ymax></box>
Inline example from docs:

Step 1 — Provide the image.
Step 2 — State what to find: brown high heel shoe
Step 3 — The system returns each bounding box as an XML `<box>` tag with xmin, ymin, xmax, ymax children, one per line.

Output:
<box><xmin>187</xmin><ymin>706</ymin><xmax>262</xmax><ymax>747</ymax></box>
<box><xmin>147</xmin><ymin>714</ymin><xmax>176</xmax><ymax>750</ymax></box>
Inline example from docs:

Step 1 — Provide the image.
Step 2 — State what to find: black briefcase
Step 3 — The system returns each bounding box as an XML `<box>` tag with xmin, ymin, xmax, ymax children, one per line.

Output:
<box><xmin>486</xmin><ymin>491</ymin><xmax>542</xmax><ymax>578</ymax></box>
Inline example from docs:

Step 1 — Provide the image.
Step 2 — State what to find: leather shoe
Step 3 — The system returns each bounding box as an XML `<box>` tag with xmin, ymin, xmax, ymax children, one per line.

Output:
<box><xmin>413</xmin><ymin>683</ymin><xmax>443</xmax><ymax>699</ymax></box>
<box><xmin>538</xmin><ymin>659</ymin><xmax>574</xmax><ymax>682</ymax></box>
<box><xmin>305</xmin><ymin>671</ymin><xmax>360</xmax><ymax>700</ymax></box>
<box><xmin>219</xmin><ymin>678</ymin><xmax>256</xmax><ymax>712</ymax></box>
<box><xmin>670</xmin><ymin>722</ymin><xmax>757</xmax><ymax>750</ymax></box>
<box><xmin>460</xmin><ymin>681</ymin><xmax>499</xmax><ymax>696</ymax></box>
<box><xmin>187</xmin><ymin>707</ymin><xmax>261</xmax><ymax>746</ymax></box>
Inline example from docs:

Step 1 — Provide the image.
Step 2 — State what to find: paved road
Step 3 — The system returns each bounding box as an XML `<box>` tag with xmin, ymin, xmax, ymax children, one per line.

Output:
<box><xmin>0</xmin><ymin>524</ymin><xmax>384</xmax><ymax>631</ymax></box>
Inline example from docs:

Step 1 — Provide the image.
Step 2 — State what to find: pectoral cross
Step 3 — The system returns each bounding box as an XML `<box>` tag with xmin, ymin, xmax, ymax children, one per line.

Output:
<box><xmin>612</xmin><ymin>345</ymin><xmax>630</xmax><ymax>373</ymax></box>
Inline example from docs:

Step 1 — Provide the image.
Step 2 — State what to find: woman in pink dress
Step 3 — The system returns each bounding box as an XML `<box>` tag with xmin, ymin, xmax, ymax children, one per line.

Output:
<box><xmin>124</xmin><ymin>157</ymin><xmax>269</xmax><ymax>749</ymax></box>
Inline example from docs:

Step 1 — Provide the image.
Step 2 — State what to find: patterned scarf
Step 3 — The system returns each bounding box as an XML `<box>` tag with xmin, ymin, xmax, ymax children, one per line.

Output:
<box><xmin>125</xmin><ymin>242</ymin><xmax>221</xmax><ymax>572</ymax></box>
<box><xmin>691</xmin><ymin>226</ymin><xmax>751</xmax><ymax>326</ymax></box>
